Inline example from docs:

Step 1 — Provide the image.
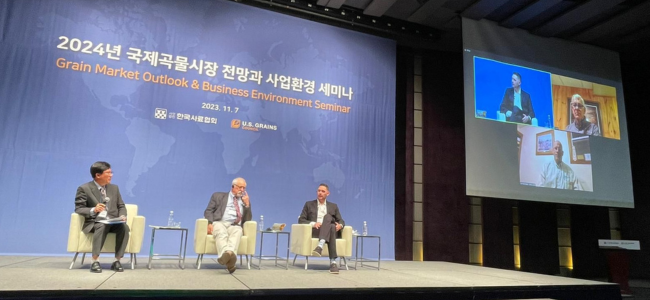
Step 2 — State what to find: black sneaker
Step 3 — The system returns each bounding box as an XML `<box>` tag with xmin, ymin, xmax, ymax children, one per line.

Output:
<box><xmin>329</xmin><ymin>263</ymin><xmax>339</xmax><ymax>274</ymax></box>
<box><xmin>90</xmin><ymin>261</ymin><xmax>102</xmax><ymax>273</ymax></box>
<box><xmin>110</xmin><ymin>261</ymin><xmax>124</xmax><ymax>272</ymax></box>
<box><xmin>312</xmin><ymin>246</ymin><xmax>323</xmax><ymax>257</ymax></box>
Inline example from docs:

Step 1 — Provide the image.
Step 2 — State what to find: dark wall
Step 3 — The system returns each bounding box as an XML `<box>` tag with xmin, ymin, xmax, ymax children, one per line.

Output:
<box><xmin>519</xmin><ymin>201</ymin><xmax>559</xmax><ymax>275</ymax></box>
<box><xmin>482</xmin><ymin>198</ymin><xmax>514</xmax><ymax>269</ymax></box>
<box><xmin>420</xmin><ymin>51</ymin><xmax>469</xmax><ymax>263</ymax></box>
<box><xmin>571</xmin><ymin>205</ymin><xmax>610</xmax><ymax>279</ymax></box>
<box><xmin>394</xmin><ymin>47</ymin><xmax>414</xmax><ymax>261</ymax></box>
<box><xmin>619</xmin><ymin>59</ymin><xmax>650</xmax><ymax>279</ymax></box>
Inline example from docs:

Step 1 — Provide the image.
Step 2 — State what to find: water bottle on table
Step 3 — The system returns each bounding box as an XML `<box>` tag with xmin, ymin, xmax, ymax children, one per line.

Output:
<box><xmin>363</xmin><ymin>221</ymin><xmax>368</xmax><ymax>236</ymax></box>
<box><xmin>167</xmin><ymin>211</ymin><xmax>174</xmax><ymax>227</ymax></box>
<box><xmin>259</xmin><ymin>215</ymin><xmax>264</xmax><ymax>231</ymax></box>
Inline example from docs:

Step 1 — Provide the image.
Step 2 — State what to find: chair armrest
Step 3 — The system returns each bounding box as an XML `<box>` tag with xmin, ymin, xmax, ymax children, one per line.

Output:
<box><xmin>290</xmin><ymin>224</ymin><xmax>313</xmax><ymax>256</ymax></box>
<box><xmin>341</xmin><ymin>226</ymin><xmax>353</xmax><ymax>257</ymax></box>
<box><xmin>128</xmin><ymin>215</ymin><xmax>145</xmax><ymax>253</ymax></box>
<box><xmin>194</xmin><ymin>218</ymin><xmax>208</xmax><ymax>254</ymax></box>
<box><xmin>243</xmin><ymin>221</ymin><xmax>257</xmax><ymax>255</ymax></box>
<box><xmin>67</xmin><ymin>213</ymin><xmax>84</xmax><ymax>252</ymax></box>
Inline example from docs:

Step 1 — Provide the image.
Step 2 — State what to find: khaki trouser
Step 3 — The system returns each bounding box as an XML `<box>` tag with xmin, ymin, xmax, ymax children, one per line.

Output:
<box><xmin>212</xmin><ymin>221</ymin><xmax>242</xmax><ymax>256</ymax></box>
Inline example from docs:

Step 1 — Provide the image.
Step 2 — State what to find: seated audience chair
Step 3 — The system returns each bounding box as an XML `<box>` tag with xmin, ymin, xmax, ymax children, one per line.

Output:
<box><xmin>67</xmin><ymin>204</ymin><xmax>146</xmax><ymax>269</ymax></box>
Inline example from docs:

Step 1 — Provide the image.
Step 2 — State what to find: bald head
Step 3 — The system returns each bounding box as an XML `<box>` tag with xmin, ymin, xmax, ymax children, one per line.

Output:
<box><xmin>553</xmin><ymin>141</ymin><xmax>564</xmax><ymax>164</ymax></box>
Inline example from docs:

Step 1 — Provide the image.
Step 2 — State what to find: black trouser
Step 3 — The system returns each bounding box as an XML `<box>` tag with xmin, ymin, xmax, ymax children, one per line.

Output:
<box><xmin>91</xmin><ymin>222</ymin><xmax>130</xmax><ymax>258</ymax></box>
<box><xmin>311</xmin><ymin>214</ymin><xmax>337</xmax><ymax>258</ymax></box>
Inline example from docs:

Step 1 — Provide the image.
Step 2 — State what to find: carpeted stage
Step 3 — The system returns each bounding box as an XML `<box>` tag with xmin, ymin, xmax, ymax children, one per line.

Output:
<box><xmin>0</xmin><ymin>256</ymin><xmax>621</xmax><ymax>300</ymax></box>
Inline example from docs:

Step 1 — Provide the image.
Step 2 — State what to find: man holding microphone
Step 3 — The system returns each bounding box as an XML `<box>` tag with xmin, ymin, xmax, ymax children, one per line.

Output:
<box><xmin>74</xmin><ymin>161</ymin><xmax>129</xmax><ymax>273</ymax></box>
<box><xmin>204</xmin><ymin>177</ymin><xmax>252</xmax><ymax>273</ymax></box>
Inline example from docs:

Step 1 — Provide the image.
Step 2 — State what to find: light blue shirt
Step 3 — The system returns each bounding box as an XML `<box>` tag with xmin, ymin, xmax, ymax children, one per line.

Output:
<box><xmin>222</xmin><ymin>192</ymin><xmax>245</xmax><ymax>224</ymax></box>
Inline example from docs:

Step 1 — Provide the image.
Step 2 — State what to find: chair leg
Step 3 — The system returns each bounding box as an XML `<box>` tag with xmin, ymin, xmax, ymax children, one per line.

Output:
<box><xmin>131</xmin><ymin>254</ymin><xmax>135</xmax><ymax>270</ymax></box>
<box><xmin>134</xmin><ymin>254</ymin><xmax>138</xmax><ymax>266</ymax></box>
<box><xmin>240</xmin><ymin>255</ymin><xmax>243</xmax><ymax>266</ymax></box>
<box><xmin>69</xmin><ymin>252</ymin><xmax>79</xmax><ymax>270</ymax></box>
<box><xmin>247</xmin><ymin>255</ymin><xmax>251</xmax><ymax>270</ymax></box>
<box><xmin>342</xmin><ymin>257</ymin><xmax>348</xmax><ymax>270</ymax></box>
<box><xmin>197</xmin><ymin>254</ymin><xmax>203</xmax><ymax>270</ymax></box>
<box><xmin>305</xmin><ymin>256</ymin><xmax>308</xmax><ymax>270</ymax></box>
<box><xmin>292</xmin><ymin>254</ymin><xmax>298</xmax><ymax>266</ymax></box>
<box><xmin>80</xmin><ymin>253</ymin><xmax>86</xmax><ymax>265</ymax></box>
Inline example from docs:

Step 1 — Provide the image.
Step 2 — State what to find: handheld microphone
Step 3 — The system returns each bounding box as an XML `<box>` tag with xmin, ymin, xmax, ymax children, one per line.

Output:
<box><xmin>103</xmin><ymin>196</ymin><xmax>110</xmax><ymax>205</ymax></box>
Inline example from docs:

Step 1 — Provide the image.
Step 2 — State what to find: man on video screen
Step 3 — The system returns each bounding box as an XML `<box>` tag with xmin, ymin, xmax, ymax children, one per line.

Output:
<box><xmin>499</xmin><ymin>72</ymin><xmax>536</xmax><ymax>124</ymax></box>
<box><xmin>565</xmin><ymin>94</ymin><xmax>601</xmax><ymax>136</ymax></box>
<box><xmin>538</xmin><ymin>141</ymin><xmax>583</xmax><ymax>190</ymax></box>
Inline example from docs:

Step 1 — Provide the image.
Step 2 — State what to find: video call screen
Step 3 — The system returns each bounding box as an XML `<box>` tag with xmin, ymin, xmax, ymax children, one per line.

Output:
<box><xmin>462</xmin><ymin>18</ymin><xmax>633</xmax><ymax>208</ymax></box>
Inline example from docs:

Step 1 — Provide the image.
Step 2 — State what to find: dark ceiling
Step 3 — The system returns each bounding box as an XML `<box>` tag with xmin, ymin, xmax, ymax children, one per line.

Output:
<box><xmin>242</xmin><ymin>0</ymin><xmax>650</xmax><ymax>61</ymax></box>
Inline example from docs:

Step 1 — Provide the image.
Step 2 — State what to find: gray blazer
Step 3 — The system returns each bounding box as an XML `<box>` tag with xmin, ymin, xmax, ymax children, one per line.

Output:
<box><xmin>204</xmin><ymin>192</ymin><xmax>252</xmax><ymax>225</ymax></box>
<box><xmin>298</xmin><ymin>199</ymin><xmax>345</xmax><ymax>228</ymax></box>
<box><xmin>74</xmin><ymin>181</ymin><xmax>127</xmax><ymax>233</ymax></box>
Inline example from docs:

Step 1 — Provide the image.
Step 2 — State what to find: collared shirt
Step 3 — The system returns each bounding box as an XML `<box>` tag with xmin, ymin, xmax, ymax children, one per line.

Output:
<box><xmin>537</xmin><ymin>160</ymin><xmax>583</xmax><ymax>190</ymax></box>
<box><xmin>316</xmin><ymin>199</ymin><xmax>327</xmax><ymax>224</ymax></box>
<box><xmin>513</xmin><ymin>89</ymin><xmax>522</xmax><ymax>111</ymax></box>
<box><xmin>222</xmin><ymin>192</ymin><xmax>244</xmax><ymax>224</ymax></box>
<box><xmin>565</xmin><ymin>118</ymin><xmax>601</xmax><ymax>136</ymax></box>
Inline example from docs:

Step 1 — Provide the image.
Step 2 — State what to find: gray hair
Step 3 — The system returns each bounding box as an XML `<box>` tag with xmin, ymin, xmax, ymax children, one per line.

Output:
<box><xmin>231</xmin><ymin>177</ymin><xmax>245</xmax><ymax>186</ymax></box>
<box><xmin>571</xmin><ymin>94</ymin><xmax>585</xmax><ymax>108</ymax></box>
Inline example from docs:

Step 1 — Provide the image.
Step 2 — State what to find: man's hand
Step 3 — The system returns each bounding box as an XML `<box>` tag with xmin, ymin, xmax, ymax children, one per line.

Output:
<box><xmin>335</xmin><ymin>222</ymin><xmax>342</xmax><ymax>231</ymax></box>
<box><xmin>242</xmin><ymin>191</ymin><xmax>250</xmax><ymax>207</ymax></box>
<box><xmin>94</xmin><ymin>203</ymin><xmax>106</xmax><ymax>213</ymax></box>
<box><xmin>207</xmin><ymin>223</ymin><xmax>213</xmax><ymax>235</ymax></box>
<box><xmin>119</xmin><ymin>215</ymin><xmax>127</xmax><ymax>221</ymax></box>
<box><xmin>506</xmin><ymin>110</ymin><xmax>512</xmax><ymax>117</ymax></box>
<box><xmin>522</xmin><ymin>114</ymin><xmax>531</xmax><ymax>124</ymax></box>
<box><xmin>314</xmin><ymin>222</ymin><xmax>321</xmax><ymax>229</ymax></box>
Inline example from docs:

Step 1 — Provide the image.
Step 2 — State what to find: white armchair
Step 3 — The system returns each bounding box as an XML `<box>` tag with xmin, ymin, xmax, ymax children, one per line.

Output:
<box><xmin>67</xmin><ymin>204</ymin><xmax>145</xmax><ymax>269</ymax></box>
<box><xmin>193</xmin><ymin>219</ymin><xmax>257</xmax><ymax>269</ymax></box>
<box><xmin>290</xmin><ymin>224</ymin><xmax>352</xmax><ymax>270</ymax></box>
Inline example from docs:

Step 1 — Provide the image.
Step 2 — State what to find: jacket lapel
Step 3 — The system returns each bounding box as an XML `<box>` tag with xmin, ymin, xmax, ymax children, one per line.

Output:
<box><xmin>89</xmin><ymin>181</ymin><xmax>102</xmax><ymax>206</ymax></box>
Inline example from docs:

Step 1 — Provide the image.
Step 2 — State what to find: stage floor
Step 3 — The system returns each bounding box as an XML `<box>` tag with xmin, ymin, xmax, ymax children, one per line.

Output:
<box><xmin>0</xmin><ymin>255</ymin><xmax>623</xmax><ymax>300</ymax></box>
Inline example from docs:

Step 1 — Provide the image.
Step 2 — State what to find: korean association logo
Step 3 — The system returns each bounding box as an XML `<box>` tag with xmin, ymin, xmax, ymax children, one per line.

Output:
<box><xmin>154</xmin><ymin>108</ymin><xmax>167</xmax><ymax>119</ymax></box>
<box><xmin>231</xmin><ymin>119</ymin><xmax>241</xmax><ymax>129</ymax></box>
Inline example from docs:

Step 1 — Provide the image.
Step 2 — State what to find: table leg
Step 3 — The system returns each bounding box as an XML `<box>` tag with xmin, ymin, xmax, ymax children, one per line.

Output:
<box><xmin>258</xmin><ymin>232</ymin><xmax>264</xmax><ymax>269</ymax></box>
<box><xmin>148</xmin><ymin>228</ymin><xmax>156</xmax><ymax>270</ymax></box>
<box><xmin>377</xmin><ymin>237</ymin><xmax>381</xmax><ymax>271</ymax></box>
<box><xmin>361</xmin><ymin>237</ymin><xmax>365</xmax><ymax>267</ymax></box>
<box><xmin>274</xmin><ymin>233</ymin><xmax>279</xmax><ymax>266</ymax></box>
<box><xmin>354</xmin><ymin>237</ymin><xmax>359</xmax><ymax>270</ymax></box>
<box><xmin>285</xmin><ymin>234</ymin><xmax>290</xmax><ymax>270</ymax></box>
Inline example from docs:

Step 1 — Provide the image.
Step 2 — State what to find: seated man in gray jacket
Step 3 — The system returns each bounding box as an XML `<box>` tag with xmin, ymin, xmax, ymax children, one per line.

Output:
<box><xmin>204</xmin><ymin>177</ymin><xmax>252</xmax><ymax>273</ymax></box>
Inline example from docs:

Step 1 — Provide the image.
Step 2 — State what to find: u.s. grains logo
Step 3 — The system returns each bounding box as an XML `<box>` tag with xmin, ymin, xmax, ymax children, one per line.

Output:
<box><xmin>231</xmin><ymin>119</ymin><xmax>241</xmax><ymax>129</ymax></box>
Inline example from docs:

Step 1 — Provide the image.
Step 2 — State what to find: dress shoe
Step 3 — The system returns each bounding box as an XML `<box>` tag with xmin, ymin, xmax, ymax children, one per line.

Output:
<box><xmin>226</xmin><ymin>251</ymin><xmax>237</xmax><ymax>274</ymax></box>
<box><xmin>90</xmin><ymin>261</ymin><xmax>102</xmax><ymax>273</ymax></box>
<box><xmin>329</xmin><ymin>263</ymin><xmax>339</xmax><ymax>274</ymax></box>
<box><xmin>312</xmin><ymin>246</ymin><xmax>322</xmax><ymax>257</ymax></box>
<box><xmin>217</xmin><ymin>251</ymin><xmax>231</xmax><ymax>265</ymax></box>
<box><xmin>110</xmin><ymin>261</ymin><xmax>124</xmax><ymax>272</ymax></box>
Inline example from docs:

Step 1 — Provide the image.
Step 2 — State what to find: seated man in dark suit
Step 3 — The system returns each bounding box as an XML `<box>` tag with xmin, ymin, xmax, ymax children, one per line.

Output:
<box><xmin>499</xmin><ymin>72</ymin><xmax>536</xmax><ymax>124</ymax></box>
<box><xmin>298</xmin><ymin>183</ymin><xmax>345</xmax><ymax>274</ymax></box>
<box><xmin>204</xmin><ymin>177</ymin><xmax>252</xmax><ymax>273</ymax></box>
<box><xmin>74</xmin><ymin>161</ymin><xmax>129</xmax><ymax>273</ymax></box>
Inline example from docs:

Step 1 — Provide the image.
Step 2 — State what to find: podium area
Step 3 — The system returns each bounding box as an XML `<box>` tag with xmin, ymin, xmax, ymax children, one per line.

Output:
<box><xmin>0</xmin><ymin>255</ymin><xmax>623</xmax><ymax>300</ymax></box>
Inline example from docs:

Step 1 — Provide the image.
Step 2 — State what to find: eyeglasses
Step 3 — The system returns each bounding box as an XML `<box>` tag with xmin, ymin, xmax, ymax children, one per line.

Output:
<box><xmin>570</xmin><ymin>103</ymin><xmax>584</xmax><ymax>109</ymax></box>
<box><xmin>234</xmin><ymin>185</ymin><xmax>246</xmax><ymax>190</ymax></box>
